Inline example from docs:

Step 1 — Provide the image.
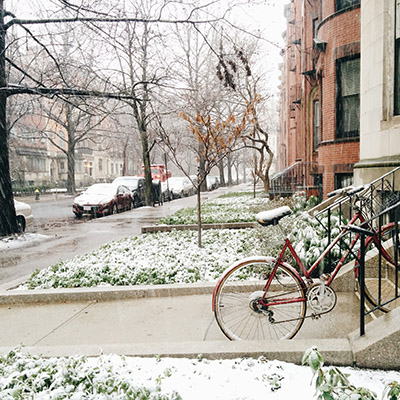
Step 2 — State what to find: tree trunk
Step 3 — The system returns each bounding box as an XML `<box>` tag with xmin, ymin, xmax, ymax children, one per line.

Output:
<box><xmin>198</xmin><ymin>148</ymin><xmax>207</xmax><ymax>192</ymax></box>
<box><xmin>122</xmin><ymin>137</ymin><xmax>129</xmax><ymax>176</ymax></box>
<box><xmin>196</xmin><ymin>187</ymin><xmax>202</xmax><ymax>248</ymax></box>
<box><xmin>0</xmin><ymin>0</ymin><xmax>18</xmax><ymax>236</ymax></box>
<box><xmin>139</xmin><ymin>123</ymin><xmax>153</xmax><ymax>206</ymax></box>
<box><xmin>66</xmin><ymin>148</ymin><xmax>76</xmax><ymax>194</ymax></box>
<box><xmin>218</xmin><ymin>159</ymin><xmax>225</xmax><ymax>187</ymax></box>
<box><xmin>227</xmin><ymin>154</ymin><xmax>233</xmax><ymax>186</ymax></box>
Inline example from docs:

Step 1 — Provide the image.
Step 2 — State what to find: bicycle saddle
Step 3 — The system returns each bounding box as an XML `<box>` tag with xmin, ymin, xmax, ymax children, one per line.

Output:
<box><xmin>256</xmin><ymin>206</ymin><xmax>292</xmax><ymax>226</ymax></box>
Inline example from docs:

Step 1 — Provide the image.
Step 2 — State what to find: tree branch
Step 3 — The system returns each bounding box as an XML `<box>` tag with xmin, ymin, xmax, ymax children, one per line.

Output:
<box><xmin>5</xmin><ymin>15</ymin><xmax>221</xmax><ymax>30</ymax></box>
<box><xmin>2</xmin><ymin>85</ymin><xmax>143</xmax><ymax>102</ymax></box>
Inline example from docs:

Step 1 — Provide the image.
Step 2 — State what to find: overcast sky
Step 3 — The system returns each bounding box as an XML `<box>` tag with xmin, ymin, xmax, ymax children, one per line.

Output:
<box><xmin>6</xmin><ymin>0</ymin><xmax>286</xmax><ymax>89</ymax></box>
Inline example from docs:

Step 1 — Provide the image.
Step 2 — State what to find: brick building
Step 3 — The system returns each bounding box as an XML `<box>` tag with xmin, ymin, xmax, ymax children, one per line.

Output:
<box><xmin>277</xmin><ymin>0</ymin><xmax>361</xmax><ymax>199</ymax></box>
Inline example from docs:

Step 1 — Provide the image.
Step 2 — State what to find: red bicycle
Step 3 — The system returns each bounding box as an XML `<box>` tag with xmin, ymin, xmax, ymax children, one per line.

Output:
<box><xmin>212</xmin><ymin>187</ymin><xmax>400</xmax><ymax>341</ymax></box>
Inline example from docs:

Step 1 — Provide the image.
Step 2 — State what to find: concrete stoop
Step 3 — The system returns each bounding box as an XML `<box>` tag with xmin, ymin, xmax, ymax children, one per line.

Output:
<box><xmin>349</xmin><ymin>306</ymin><xmax>400</xmax><ymax>369</ymax></box>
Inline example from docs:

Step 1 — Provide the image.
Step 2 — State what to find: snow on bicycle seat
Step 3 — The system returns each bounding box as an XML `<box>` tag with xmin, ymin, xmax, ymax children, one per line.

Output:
<box><xmin>256</xmin><ymin>206</ymin><xmax>292</xmax><ymax>226</ymax></box>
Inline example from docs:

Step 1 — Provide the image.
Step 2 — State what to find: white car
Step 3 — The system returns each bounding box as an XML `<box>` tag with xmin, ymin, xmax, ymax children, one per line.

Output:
<box><xmin>167</xmin><ymin>177</ymin><xmax>194</xmax><ymax>198</ymax></box>
<box><xmin>14</xmin><ymin>199</ymin><xmax>34</xmax><ymax>232</ymax></box>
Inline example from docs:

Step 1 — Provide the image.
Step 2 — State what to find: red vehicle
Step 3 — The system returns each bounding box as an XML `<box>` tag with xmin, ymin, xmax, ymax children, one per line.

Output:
<box><xmin>73</xmin><ymin>183</ymin><xmax>133</xmax><ymax>218</ymax></box>
<box><xmin>141</xmin><ymin>164</ymin><xmax>171</xmax><ymax>182</ymax></box>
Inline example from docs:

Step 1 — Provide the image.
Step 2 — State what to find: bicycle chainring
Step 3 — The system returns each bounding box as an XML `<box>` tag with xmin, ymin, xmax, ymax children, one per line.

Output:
<box><xmin>307</xmin><ymin>284</ymin><xmax>337</xmax><ymax>314</ymax></box>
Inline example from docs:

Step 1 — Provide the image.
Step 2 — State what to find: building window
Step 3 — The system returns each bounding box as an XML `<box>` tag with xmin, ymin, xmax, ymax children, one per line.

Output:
<box><xmin>57</xmin><ymin>133</ymin><xmax>65</xmax><ymax>150</ymax></box>
<box><xmin>336</xmin><ymin>0</ymin><xmax>360</xmax><ymax>12</ymax></box>
<box><xmin>334</xmin><ymin>173</ymin><xmax>353</xmax><ymax>190</ymax></box>
<box><xmin>313</xmin><ymin>18</ymin><xmax>319</xmax><ymax>39</ymax></box>
<box><xmin>395</xmin><ymin>0</ymin><xmax>400</xmax><ymax>115</ymax></box>
<box><xmin>27</xmin><ymin>157</ymin><xmax>46</xmax><ymax>172</ymax></box>
<box><xmin>59</xmin><ymin>161</ymin><xmax>65</xmax><ymax>171</ymax></box>
<box><xmin>313</xmin><ymin>100</ymin><xmax>320</xmax><ymax>151</ymax></box>
<box><xmin>98</xmin><ymin>158</ymin><xmax>103</xmax><ymax>172</ymax></box>
<box><xmin>336</xmin><ymin>56</ymin><xmax>360</xmax><ymax>139</ymax></box>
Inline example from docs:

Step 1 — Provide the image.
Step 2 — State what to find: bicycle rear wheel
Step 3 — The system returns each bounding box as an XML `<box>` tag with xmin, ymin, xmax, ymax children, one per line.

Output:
<box><xmin>213</xmin><ymin>257</ymin><xmax>307</xmax><ymax>341</ymax></box>
<box><xmin>359</xmin><ymin>222</ymin><xmax>400</xmax><ymax>312</ymax></box>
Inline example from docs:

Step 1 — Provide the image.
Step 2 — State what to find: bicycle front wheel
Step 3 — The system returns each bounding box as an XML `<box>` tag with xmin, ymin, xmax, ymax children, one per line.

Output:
<box><xmin>360</xmin><ymin>222</ymin><xmax>400</xmax><ymax>312</ymax></box>
<box><xmin>213</xmin><ymin>257</ymin><xmax>307</xmax><ymax>341</ymax></box>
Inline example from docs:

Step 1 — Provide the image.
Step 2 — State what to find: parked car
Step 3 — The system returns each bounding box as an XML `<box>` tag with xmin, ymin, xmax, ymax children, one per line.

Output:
<box><xmin>167</xmin><ymin>177</ymin><xmax>194</xmax><ymax>198</ymax></box>
<box><xmin>73</xmin><ymin>183</ymin><xmax>133</xmax><ymax>218</ymax></box>
<box><xmin>189</xmin><ymin>175</ymin><xmax>198</xmax><ymax>194</ymax></box>
<box><xmin>14</xmin><ymin>200</ymin><xmax>34</xmax><ymax>232</ymax></box>
<box><xmin>160</xmin><ymin>180</ymin><xmax>173</xmax><ymax>202</ymax></box>
<box><xmin>206</xmin><ymin>176</ymin><xmax>220</xmax><ymax>191</ymax></box>
<box><xmin>112</xmin><ymin>176</ymin><xmax>146</xmax><ymax>208</ymax></box>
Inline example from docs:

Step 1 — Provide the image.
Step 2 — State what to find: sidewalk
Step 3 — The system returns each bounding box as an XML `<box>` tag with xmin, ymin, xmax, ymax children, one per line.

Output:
<box><xmin>0</xmin><ymin>282</ymin><xmax>362</xmax><ymax>366</ymax></box>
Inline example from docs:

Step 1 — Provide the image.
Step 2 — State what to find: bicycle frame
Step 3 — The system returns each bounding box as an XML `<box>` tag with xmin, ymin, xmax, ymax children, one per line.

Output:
<box><xmin>261</xmin><ymin>211</ymin><xmax>398</xmax><ymax>313</ymax></box>
<box><xmin>261</xmin><ymin>211</ymin><xmax>369</xmax><ymax>309</ymax></box>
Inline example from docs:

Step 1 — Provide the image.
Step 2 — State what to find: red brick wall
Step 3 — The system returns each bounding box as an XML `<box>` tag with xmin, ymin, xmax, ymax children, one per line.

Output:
<box><xmin>279</xmin><ymin>2</ymin><xmax>361</xmax><ymax>198</ymax></box>
<box><xmin>317</xmin><ymin>7</ymin><xmax>360</xmax><ymax>196</ymax></box>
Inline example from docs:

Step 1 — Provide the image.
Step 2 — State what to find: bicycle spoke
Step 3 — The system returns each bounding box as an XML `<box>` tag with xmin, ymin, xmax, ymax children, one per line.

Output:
<box><xmin>214</xmin><ymin>259</ymin><xmax>306</xmax><ymax>340</ymax></box>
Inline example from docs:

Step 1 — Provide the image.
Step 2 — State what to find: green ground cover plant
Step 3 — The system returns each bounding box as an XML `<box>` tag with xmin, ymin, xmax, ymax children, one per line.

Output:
<box><xmin>22</xmin><ymin>191</ymin><xmax>344</xmax><ymax>290</ymax></box>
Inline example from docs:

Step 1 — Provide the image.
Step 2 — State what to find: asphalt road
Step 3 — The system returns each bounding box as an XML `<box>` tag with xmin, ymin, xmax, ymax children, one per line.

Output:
<box><xmin>29</xmin><ymin>196</ymin><xmax>74</xmax><ymax>220</ymax></box>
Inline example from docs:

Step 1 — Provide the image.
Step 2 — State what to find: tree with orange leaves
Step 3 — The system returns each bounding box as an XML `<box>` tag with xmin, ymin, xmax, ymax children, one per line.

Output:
<box><xmin>159</xmin><ymin>97</ymin><xmax>258</xmax><ymax>247</ymax></box>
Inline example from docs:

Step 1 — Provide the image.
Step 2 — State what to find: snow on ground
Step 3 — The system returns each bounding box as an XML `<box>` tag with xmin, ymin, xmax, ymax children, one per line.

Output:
<box><xmin>0</xmin><ymin>233</ymin><xmax>50</xmax><ymax>251</ymax></box>
<box><xmin>1</xmin><ymin>350</ymin><xmax>400</xmax><ymax>399</ymax></box>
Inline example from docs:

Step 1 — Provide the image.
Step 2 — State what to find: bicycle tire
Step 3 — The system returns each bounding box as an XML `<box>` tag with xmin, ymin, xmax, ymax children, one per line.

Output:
<box><xmin>357</xmin><ymin>222</ymin><xmax>400</xmax><ymax>312</ymax></box>
<box><xmin>213</xmin><ymin>257</ymin><xmax>307</xmax><ymax>341</ymax></box>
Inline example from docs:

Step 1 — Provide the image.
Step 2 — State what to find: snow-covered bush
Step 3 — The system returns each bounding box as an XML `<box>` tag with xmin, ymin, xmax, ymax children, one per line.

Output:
<box><xmin>22</xmin><ymin>191</ymin><xmax>357</xmax><ymax>290</ymax></box>
<box><xmin>159</xmin><ymin>191</ymin><xmax>291</xmax><ymax>225</ymax></box>
<box><xmin>0</xmin><ymin>348</ymin><xmax>181</xmax><ymax>399</ymax></box>
<box><xmin>24</xmin><ymin>229</ymin><xmax>267</xmax><ymax>289</ymax></box>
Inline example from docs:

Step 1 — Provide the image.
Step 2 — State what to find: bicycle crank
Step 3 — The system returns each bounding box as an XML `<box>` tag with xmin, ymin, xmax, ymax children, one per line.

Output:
<box><xmin>307</xmin><ymin>284</ymin><xmax>337</xmax><ymax>314</ymax></box>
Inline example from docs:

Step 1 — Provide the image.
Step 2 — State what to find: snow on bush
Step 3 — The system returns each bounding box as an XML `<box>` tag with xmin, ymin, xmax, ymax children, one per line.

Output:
<box><xmin>22</xmin><ymin>191</ymin><xmax>345</xmax><ymax>290</ymax></box>
<box><xmin>158</xmin><ymin>191</ymin><xmax>275</xmax><ymax>225</ymax></box>
<box><xmin>24</xmin><ymin>228</ymin><xmax>269</xmax><ymax>289</ymax></box>
<box><xmin>1</xmin><ymin>348</ymin><xmax>399</xmax><ymax>400</ymax></box>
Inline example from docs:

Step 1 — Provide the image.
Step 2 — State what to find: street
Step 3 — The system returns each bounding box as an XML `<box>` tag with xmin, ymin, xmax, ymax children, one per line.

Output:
<box><xmin>1</xmin><ymin>186</ymin><xmax>239</xmax><ymax>287</ymax></box>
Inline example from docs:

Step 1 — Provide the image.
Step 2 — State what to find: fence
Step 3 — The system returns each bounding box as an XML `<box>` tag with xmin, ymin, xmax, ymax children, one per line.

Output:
<box><xmin>269</xmin><ymin>161</ymin><xmax>322</xmax><ymax>200</ymax></box>
<box><xmin>314</xmin><ymin>166</ymin><xmax>400</xmax><ymax>335</ymax></box>
<box><xmin>357</xmin><ymin>196</ymin><xmax>400</xmax><ymax>335</ymax></box>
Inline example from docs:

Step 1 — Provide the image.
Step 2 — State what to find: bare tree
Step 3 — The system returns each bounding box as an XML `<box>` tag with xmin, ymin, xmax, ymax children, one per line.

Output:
<box><xmin>0</xmin><ymin>0</ymin><xmax>267</xmax><ymax>236</ymax></box>
<box><xmin>160</xmin><ymin>99</ymin><xmax>257</xmax><ymax>247</ymax></box>
<box><xmin>216</xmin><ymin>40</ymin><xmax>275</xmax><ymax>191</ymax></box>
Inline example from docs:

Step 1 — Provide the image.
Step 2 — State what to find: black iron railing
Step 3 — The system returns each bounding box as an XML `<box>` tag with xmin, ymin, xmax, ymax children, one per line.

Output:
<box><xmin>270</xmin><ymin>161</ymin><xmax>321</xmax><ymax>199</ymax></box>
<box><xmin>314</xmin><ymin>166</ymin><xmax>400</xmax><ymax>335</ymax></box>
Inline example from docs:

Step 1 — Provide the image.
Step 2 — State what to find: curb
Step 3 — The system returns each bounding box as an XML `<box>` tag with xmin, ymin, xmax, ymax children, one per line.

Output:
<box><xmin>0</xmin><ymin>339</ymin><xmax>353</xmax><ymax>366</ymax></box>
<box><xmin>0</xmin><ymin>282</ymin><xmax>217</xmax><ymax>305</ymax></box>
<box><xmin>142</xmin><ymin>222</ymin><xmax>258</xmax><ymax>233</ymax></box>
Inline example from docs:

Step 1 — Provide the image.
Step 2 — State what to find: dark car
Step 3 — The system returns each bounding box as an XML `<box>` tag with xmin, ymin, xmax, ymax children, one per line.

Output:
<box><xmin>112</xmin><ymin>176</ymin><xmax>146</xmax><ymax>208</ymax></box>
<box><xmin>73</xmin><ymin>183</ymin><xmax>133</xmax><ymax>218</ymax></box>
